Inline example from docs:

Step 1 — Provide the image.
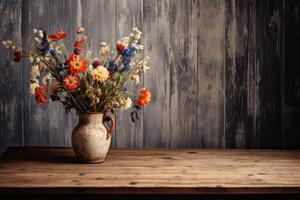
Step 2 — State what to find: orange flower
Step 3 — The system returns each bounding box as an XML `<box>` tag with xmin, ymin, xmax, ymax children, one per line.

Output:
<box><xmin>34</xmin><ymin>86</ymin><xmax>48</xmax><ymax>104</ymax></box>
<box><xmin>136</xmin><ymin>88</ymin><xmax>151</xmax><ymax>106</ymax></box>
<box><xmin>116</xmin><ymin>42</ymin><xmax>126</xmax><ymax>52</ymax></box>
<box><xmin>63</xmin><ymin>75</ymin><xmax>79</xmax><ymax>91</ymax></box>
<box><xmin>67</xmin><ymin>53</ymin><xmax>87</xmax><ymax>73</ymax></box>
<box><xmin>48</xmin><ymin>31</ymin><xmax>67</xmax><ymax>41</ymax></box>
<box><xmin>73</xmin><ymin>36</ymin><xmax>87</xmax><ymax>48</ymax></box>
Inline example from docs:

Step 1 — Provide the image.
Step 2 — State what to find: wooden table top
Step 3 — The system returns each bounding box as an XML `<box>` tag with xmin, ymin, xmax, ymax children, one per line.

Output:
<box><xmin>0</xmin><ymin>147</ymin><xmax>300</xmax><ymax>194</ymax></box>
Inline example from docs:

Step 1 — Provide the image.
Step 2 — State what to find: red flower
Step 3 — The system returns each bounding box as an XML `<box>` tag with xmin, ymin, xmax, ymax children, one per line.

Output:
<box><xmin>73</xmin><ymin>36</ymin><xmax>87</xmax><ymax>48</ymax></box>
<box><xmin>92</xmin><ymin>60</ymin><xmax>101</xmax><ymax>68</ymax></box>
<box><xmin>136</xmin><ymin>88</ymin><xmax>151</xmax><ymax>106</ymax></box>
<box><xmin>63</xmin><ymin>75</ymin><xmax>79</xmax><ymax>91</ymax></box>
<box><xmin>116</xmin><ymin>42</ymin><xmax>126</xmax><ymax>52</ymax></box>
<box><xmin>13</xmin><ymin>51</ymin><xmax>22</xmax><ymax>62</ymax></box>
<box><xmin>48</xmin><ymin>31</ymin><xmax>67</xmax><ymax>41</ymax></box>
<box><xmin>67</xmin><ymin>53</ymin><xmax>87</xmax><ymax>73</ymax></box>
<box><xmin>34</xmin><ymin>86</ymin><xmax>48</xmax><ymax>104</ymax></box>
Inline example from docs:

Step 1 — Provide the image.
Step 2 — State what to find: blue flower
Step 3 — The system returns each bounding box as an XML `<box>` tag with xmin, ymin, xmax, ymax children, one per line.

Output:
<box><xmin>108</xmin><ymin>59</ymin><xmax>119</xmax><ymax>73</ymax></box>
<box><xmin>121</xmin><ymin>46</ymin><xmax>137</xmax><ymax>57</ymax></box>
<box><xmin>50</xmin><ymin>49</ymin><xmax>56</xmax><ymax>56</ymax></box>
<box><xmin>40</xmin><ymin>40</ymin><xmax>49</xmax><ymax>54</ymax></box>
<box><xmin>122</xmin><ymin>58</ymin><xmax>131</xmax><ymax>70</ymax></box>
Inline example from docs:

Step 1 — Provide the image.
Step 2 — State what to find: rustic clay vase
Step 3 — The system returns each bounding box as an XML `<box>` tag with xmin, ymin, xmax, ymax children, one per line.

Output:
<box><xmin>72</xmin><ymin>113</ymin><xmax>115</xmax><ymax>163</ymax></box>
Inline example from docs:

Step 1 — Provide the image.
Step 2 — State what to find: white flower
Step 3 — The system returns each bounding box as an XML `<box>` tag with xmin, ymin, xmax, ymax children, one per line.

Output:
<box><xmin>29</xmin><ymin>53</ymin><xmax>35</xmax><ymax>63</ymax></box>
<box><xmin>99</xmin><ymin>46</ymin><xmax>110</xmax><ymax>56</ymax></box>
<box><xmin>2</xmin><ymin>41</ymin><xmax>6</xmax><ymax>46</ymax></box>
<box><xmin>35</xmin><ymin>57</ymin><xmax>40</xmax><ymax>63</ymax></box>
<box><xmin>132</xmin><ymin>27</ymin><xmax>142</xmax><ymax>35</ymax></box>
<box><xmin>29</xmin><ymin>83</ymin><xmax>39</xmax><ymax>95</ymax></box>
<box><xmin>132</xmin><ymin>73</ymin><xmax>140</xmax><ymax>84</ymax></box>
<box><xmin>33</xmin><ymin>29</ymin><xmax>38</xmax><ymax>34</ymax></box>
<box><xmin>38</xmin><ymin>30</ymin><xmax>43</xmax><ymax>38</ymax></box>
<box><xmin>34</xmin><ymin>37</ymin><xmax>41</xmax><ymax>43</ymax></box>
<box><xmin>30</xmin><ymin>65</ymin><xmax>40</xmax><ymax>79</ymax></box>
<box><xmin>42</xmin><ymin>73</ymin><xmax>53</xmax><ymax>84</ymax></box>
<box><xmin>141</xmin><ymin>56</ymin><xmax>150</xmax><ymax>73</ymax></box>
<box><xmin>6</xmin><ymin>40</ymin><xmax>12</xmax><ymax>46</ymax></box>
<box><xmin>123</xmin><ymin>97</ymin><xmax>132</xmax><ymax>109</ymax></box>
<box><xmin>100</xmin><ymin>42</ymin><xmax>108</xmax><ymax>47</ymax></box>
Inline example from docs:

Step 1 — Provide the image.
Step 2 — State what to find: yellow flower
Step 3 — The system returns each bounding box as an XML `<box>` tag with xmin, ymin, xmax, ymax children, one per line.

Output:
<box><xmin>123</xmin><ymin>97</ymin><xmax>132</xmax><ymax>109</ymax></box>
<box><xmin>30</xmin><ymin>65</ymin><xmax>40</xmax><ymax>79</ymax></box>
<box><xmin>91</xmin><ymin>66</ymin><xmax>109</xmax><ymax>82</ymax></box>
<box><xmin>99</xmin><ymin>42</ymin><xmax>110</xmax><ymax>56</ymax></box>
<box><xmin>29</xmin><ymin>83</ymin><xmax>39</xmax><ymax>95</ymax></box>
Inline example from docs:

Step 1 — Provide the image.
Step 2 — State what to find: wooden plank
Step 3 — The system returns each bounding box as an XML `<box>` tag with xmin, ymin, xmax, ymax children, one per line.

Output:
<box><xmin>48</xmin><ymin>0</ymin><xmax>79</xmax><ymax>147</ymax></box>
<box><xmin>225</xmin><ymin>0</ymin><xmax>258</xmax><ymax>148</ymax></box>
<box><xmin>0</xmin><ymin>0</ymin><xmax>22</xmax><ymax>155</ymax></box>
<box><xmin>115</xmin><ymin>0</ymin><xmax>143</xmax><ymax>148</ymax></box>
<box><xmin>255</xmin><ymin>0</ymin><xmax>283</xmax><ymax>148</ymax></box>
<box><xmin>0</xmin><ymin>148</ymin><xmax>300</xmax><ymax>194</ymax></box>
<box><xmin>169</xmin><ymin>0</ymin><xmax>198</xmax><ymax>148</ymax></box>
<box><xmin>197</xmin><ymin>0</ymin><xmax>226</xmax><ymax>148</ymax></box>
<box><xmin>282</xmin><ymin>0</ymin><xmax>300</xmax><ymax>148</ymax></box>
<box><xmin>143</xmin><ymin>0</ymin><xmax>171</xmax><ymax>148</ymax></box>
<box><xmin>21</xmin><ymin>0</ymin><xmax>51</xmax><ymax>146</ymax></box>
<box><xmin>79</xmin><ymin>0</ymin><xmax>116</xmax><ymax>147</ymax></box>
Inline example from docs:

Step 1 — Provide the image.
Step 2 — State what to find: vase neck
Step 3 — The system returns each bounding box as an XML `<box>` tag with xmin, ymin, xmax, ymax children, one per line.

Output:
<box><xmin>79</xmin><ymin>113</ymin><xmax>104</xmax><ymax>124</ymax></box>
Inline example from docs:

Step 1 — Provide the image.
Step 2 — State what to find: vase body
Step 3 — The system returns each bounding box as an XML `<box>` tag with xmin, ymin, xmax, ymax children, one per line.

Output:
<box><xmin>72</xmin><ymin>113</ymin><xmax>114</xmax><ymax>163</ymax></box>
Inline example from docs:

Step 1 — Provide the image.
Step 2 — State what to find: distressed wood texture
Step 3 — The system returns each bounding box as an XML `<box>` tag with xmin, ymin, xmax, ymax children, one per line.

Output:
<box><xmin>115</xmin><ymin>0</ymin><xmax>143</xmax><ymax>148</ymax></box>
<box><xmin>197</xmin><ymin>0</ymin><xmax>226</xmax><ymax>148</ymax></box>
<box><xmin>1</xmin><ymin>147</ymin><xmax>300</xmax><ymax>195</ymax></box>
<box><xmin>0</xmin><ymin>0</ymin><xmax>22</xmax><ymax>155</ymax></box>
<box><xmin>283</xmin><ymin>0</ymin><xmax>300</xmax><ymax>149</ymax></box>
<box><xmin>0</xmin><ymin>0</ymin><xmax>300</xmax><ymax>152</ymax></box>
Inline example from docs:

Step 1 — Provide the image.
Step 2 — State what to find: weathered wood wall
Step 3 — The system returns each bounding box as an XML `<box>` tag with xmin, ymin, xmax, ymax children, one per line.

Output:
<box><xmin>0</xmin><ymin>0</ymin><xmax>299</xmax><ymax>154</ymax></box>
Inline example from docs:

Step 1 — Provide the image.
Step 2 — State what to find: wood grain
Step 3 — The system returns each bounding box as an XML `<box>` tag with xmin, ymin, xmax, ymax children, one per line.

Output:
<box><xmin>0</xmin><ymin>0</ymin><xmax>22</xmax><ymax>155</ymax></box>
<box><xmin>197</xmin><ymin>0</ymin><xmax>226</xmax><ymax>148</ymax></box>
<box><xmin>0</xmin><ymin>147</ymin><xmax>300</xmax><ymax>194</ymax></box>
<box><xmin>169</xmin><ymin>0</ymin><xmax>198</xmax><ymax>148</ymax></box>
<box><xmin>21</xmin><ymin>0</ymin><xmax>51</xmax><ymax>147</ymax></box>
<box><xmin>256</xmin><ymin>0</ymin><xmax>283</xmax><ymax>148</ymax></box>
<box><xmin>0</xmin><ymin>0</ymin><xmax>299</xmax><ymax>151</ymax></box>
<box><xmin>225</xmin><ymin>0</ymin><xmax>258</xmax><ymax>148</ymax></box>
<box><xmin>283</xmin><ymin>0</ymin><xmax>300</xmax><ymax>149</ymax></box>
<box><xmin>143</xmin><ymin>0</ymin><xmax>171</xmax><ymax>148</ymax></box>
<box><xmin>115</xmin><ymin>0</ymin><xmax>144</xmax><ymax>148</ymax></box>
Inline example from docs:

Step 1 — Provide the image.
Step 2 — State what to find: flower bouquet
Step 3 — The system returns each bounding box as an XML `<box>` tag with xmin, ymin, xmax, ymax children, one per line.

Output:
<box><xmin>2</xmin><ymin>27</ymin><xmax>151</xmax><ymax>163</ymax></box>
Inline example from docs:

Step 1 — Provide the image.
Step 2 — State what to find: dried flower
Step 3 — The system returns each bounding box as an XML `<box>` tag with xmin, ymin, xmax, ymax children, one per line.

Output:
<box><xmin>63</xmin><ymin>75</ymin><xmax>79</xmax><ymax>91</ymax></box>
<box><xmin>73</xmin><ymin>47</ymin><xmax>83</xmax><ymax>55</ymax></box>
<box><xmin>123</xmin><ymin>97</ymin><xmax>132</xmax><ymax>109</ymax></box>
<box><xmin>136</xmin><ymin>88</ymin><xmax>151</xmax><ymax>106</ymax></box>
<box><xmin>48</xmin><ymin>31</ymin><xmax>67</xmax><ymax>41</ymax></box>
<box><xmin>116</xmin><ymin>42</ymin><xmax>126</xmax><ymax>52</ymax></box>
<box><xmin>76</xmin><ymin>27</ymin><xmax>85</xmax><ymax>34</ymax></box>
<box><xmin>73</xmin><ymin>36</ymin><xmax>87</xmax><ymax>48</ymax></box>
<box><xmin>34</xmin><ymin>86</ymin><xmax>48</xmax><ymax>104</ymax></box>
<box><xmin>99</xmin><ymin>42</ymin><xmax>110</xmax><ymax>56</ymax></box>
<box><xmin>67</xmin><ymin>53</ymin><xmax>87</xmax><ymax>73</ymax></box>
<box><xmin>13</xmin><ymin>51</ymin><xmax>22</xmax><ymax>62</ymax></box>
<box><xmin>91</xmin><ymin>66</ymin><xmax>109</xmax><ymax>82</ymax></box>
<box><xmin>92</xmin><ymin>60</ymin><xmax>101</xmax><ymax>68</ymax></box>
<box><xmin>29</xmin><ymin>82</ymin><xmax>39</xmax><ymax>95</ymax></box>
<box><xmin>30</xmin><ymin>65</ymin><xmax>40</xmax><ymax>79</ymax></box>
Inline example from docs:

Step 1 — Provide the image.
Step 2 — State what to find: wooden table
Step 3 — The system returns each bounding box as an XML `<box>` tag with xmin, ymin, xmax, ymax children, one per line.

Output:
<box><xmin>0</xmin><ymin>147</ymin><xmax>300</xmax><ymax>198</ymax></box>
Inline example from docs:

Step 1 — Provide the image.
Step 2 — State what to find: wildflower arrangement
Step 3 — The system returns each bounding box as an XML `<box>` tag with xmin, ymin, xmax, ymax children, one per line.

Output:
<box><xmin>2</xmin><ymin>27</ymin><xmax>150</xmax><ymax>122</ymax></box>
